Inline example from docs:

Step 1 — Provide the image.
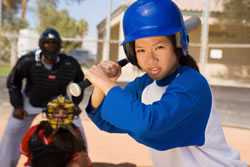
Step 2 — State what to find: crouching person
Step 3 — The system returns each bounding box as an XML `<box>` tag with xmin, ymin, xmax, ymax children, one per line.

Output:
<box><xmin>20</xmin><ymin>95</ymin><xmax>92</xmax><ymax>167</ymax></box>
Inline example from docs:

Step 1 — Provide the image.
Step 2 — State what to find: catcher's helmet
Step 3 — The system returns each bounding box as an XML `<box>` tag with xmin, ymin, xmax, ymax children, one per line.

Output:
<box><xmin>39</xmin><ymin>28</ymin><xmax>62</xmax><ymax>62</ymax></box>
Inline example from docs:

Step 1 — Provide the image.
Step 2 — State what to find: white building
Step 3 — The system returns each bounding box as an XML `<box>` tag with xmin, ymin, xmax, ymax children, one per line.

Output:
<box><xmin>17</xmin><ymin>29</ymin><xmax>39</xmax><ymax>58</ymax></box>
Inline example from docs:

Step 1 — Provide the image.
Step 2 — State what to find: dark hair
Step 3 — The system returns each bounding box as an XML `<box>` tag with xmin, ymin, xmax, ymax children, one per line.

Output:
<box><xmin>123</xmin><ymin>35</ymin><xmax>199</xmax><ymax>72</ymax></box>
<box><xmin>169</xmin><ymin>35</ymin><xmax>200</xmax><ymax>72</ymax></box>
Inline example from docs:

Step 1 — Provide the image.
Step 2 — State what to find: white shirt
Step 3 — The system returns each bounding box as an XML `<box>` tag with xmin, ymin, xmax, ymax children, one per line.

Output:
<box><xmin>141</xmin><ymin>81</ymin><xmax>247</xmax><ymax>167</ymax></box>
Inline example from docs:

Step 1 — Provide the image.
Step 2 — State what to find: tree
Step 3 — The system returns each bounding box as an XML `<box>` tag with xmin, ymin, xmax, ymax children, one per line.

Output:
<box><xmin>21</xmin><ymin>0</ymin><xmax>28</xmax><ymax>19</ymax></box>
<box><xmin>212</xmin><ymin>0</ymin><xmax>250</xmax><ymax>43</ymax></box>
<box><xmin>37</xmin><ymin>2</ymin><xmax>88</xmax><ymax>52</ymax></box>
<box><xmin>2</xmin><ymin>0</ymin><xmax>85</xmax><ymax>25</ymax></box>
<box><xmin>216</xmin><ymin>0</ymin><xmax>250</xmax><ymax>26</ymax></box>
<box><xmin>0</xmin><ymin>0</ymin><xmax>29</xmax><ymax>63</ymax></box>
<box><xmin>0</xmin><ymin>34</ymin><xmax>11</xmax><ymax>62</ymax></box>
<box><xmin>1</xmin><ymin>0</ymin><xmax>29</xmax><ymax>31</ymax></box>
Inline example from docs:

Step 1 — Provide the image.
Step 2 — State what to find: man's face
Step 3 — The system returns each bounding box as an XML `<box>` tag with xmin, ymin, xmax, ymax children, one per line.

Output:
<box><xmin>43</xmin><ymin>39</ymin><xmax>60</xmax><ymax>54</ymax></box>
<box><xmin>42</xmin><ymin>39</ymin><xmax>60</xmax><ymax>63</ymax></box>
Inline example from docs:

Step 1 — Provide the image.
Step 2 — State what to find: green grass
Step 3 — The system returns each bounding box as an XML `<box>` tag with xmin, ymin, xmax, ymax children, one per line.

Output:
<box><xmin>0</xmin><ymin>64</ymin><xmax>11</xmax><ymax>77</ymax></box>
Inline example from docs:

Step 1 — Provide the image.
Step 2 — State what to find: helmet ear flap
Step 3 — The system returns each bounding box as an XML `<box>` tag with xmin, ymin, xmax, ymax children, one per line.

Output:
<box><xmin>123</xmin><ymin>42</ymin><xmax>138</xmax><ymax>67</ymax></box>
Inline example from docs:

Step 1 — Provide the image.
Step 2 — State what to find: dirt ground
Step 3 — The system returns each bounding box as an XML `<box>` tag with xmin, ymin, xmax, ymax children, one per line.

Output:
<box><xmin>0</xmin><ymin>103</ymin><xmax>249</xmax><ymax>167</ymax></box>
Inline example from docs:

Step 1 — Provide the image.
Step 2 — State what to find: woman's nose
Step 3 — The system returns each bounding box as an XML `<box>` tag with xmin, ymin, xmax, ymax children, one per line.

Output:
<box><xmin>147</xmin><ymin>51</ymin><xmax>159</xmax><ymax>64</ymax></box>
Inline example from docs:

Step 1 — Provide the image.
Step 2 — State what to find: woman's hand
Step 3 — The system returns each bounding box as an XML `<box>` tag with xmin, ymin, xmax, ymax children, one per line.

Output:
<box><xmin>99</xmin><ymin>60</ymin><xmax>121</xmax><ymax>80</ymax></box>
<box><xmin>85</xmin><ymin>61</ymin><xmax>121</xmax><ymax>94</ymax></box>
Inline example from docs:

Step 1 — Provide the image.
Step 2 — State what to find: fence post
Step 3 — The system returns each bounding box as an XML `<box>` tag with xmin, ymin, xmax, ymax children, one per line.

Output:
<box><xmin>0</xmin><ymin>0</ymin><xmax>2</xmax><ymax>27</ymax></box>
<box><xmin>103</xmin><ymin>0</ymin><xmax>113</xmax><ymax>61</ymax></box>
<box><xmin>10</xmin><ymin>38</ymin><xmax>18</xmax><ymax>67</ymax></box>
<box><xmin>200</xmin><ymin>0</ymin><xmax>210</xmax><ymax>76</ymax></box>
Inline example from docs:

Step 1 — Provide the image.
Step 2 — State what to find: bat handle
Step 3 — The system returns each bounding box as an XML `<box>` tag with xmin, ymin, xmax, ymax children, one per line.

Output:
<box><xmin>68</xmin><ymin>58</ymin><xmax>129</xmax><ymax>97</ymax></box>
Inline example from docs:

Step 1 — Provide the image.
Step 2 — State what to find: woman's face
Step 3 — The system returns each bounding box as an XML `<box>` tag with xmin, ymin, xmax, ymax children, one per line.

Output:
<box><xmin>135</xmin><ymin>36</ymin><xmax>179</xmax><ymax>80</ymax></box>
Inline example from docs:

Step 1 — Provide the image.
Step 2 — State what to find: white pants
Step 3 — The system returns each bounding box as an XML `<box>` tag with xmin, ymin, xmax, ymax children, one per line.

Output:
<box><xmin>0</xmin><ymin>97</ymin><xmax>87</xmax><ymax>167</ymax></box>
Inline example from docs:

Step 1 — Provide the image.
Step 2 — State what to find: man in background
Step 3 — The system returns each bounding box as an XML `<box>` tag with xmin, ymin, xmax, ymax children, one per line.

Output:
<box><xmin>0</xmin><ymin>27</ymin><xmax>87</xmax><ymax>167</ymax></box>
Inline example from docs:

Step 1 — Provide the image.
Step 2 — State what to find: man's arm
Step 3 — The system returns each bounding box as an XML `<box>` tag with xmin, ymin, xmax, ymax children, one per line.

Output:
<box><xmin>7</xmin><ymin>55</ymin><xmax>31</xmax><ymax>109</ymax></box>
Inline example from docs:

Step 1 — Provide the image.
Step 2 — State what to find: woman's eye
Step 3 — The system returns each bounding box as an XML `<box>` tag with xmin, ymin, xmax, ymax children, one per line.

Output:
<box><xmin>155</xmin><ymin>45</ymin><xmax>165</xmax><ymax>50</ymax></box>
<box><xmin>136</xmin><ymin>49</ymin><xmax>145</xmax><ymax>53</ymax></box>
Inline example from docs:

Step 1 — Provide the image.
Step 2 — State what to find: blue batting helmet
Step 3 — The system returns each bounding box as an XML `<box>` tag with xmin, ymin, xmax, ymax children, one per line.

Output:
<box><xmin>122</xmin><ymin>0</ymin><xmax>189</xmax><ymax>65</ymax></box>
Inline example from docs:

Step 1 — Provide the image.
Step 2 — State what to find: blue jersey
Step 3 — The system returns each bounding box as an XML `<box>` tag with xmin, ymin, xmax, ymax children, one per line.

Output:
<box><xmin>86</xmin><ymin>66</ymin><xmax>212</xmax><ymax>151</ymax></box>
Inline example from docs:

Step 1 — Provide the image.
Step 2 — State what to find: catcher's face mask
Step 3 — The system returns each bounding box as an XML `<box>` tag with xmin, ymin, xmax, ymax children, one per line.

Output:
<box><xmin>46</xmin><ymin>95</ymin><xmax>75</xmax><ymax>129</ymax></box>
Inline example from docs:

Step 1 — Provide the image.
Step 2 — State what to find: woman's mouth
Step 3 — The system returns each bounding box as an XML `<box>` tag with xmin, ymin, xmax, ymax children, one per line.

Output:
<box><xmin>149</xmin><ymin>67</ymin><xmax>161</xmax><ymax>75</ymax></box>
